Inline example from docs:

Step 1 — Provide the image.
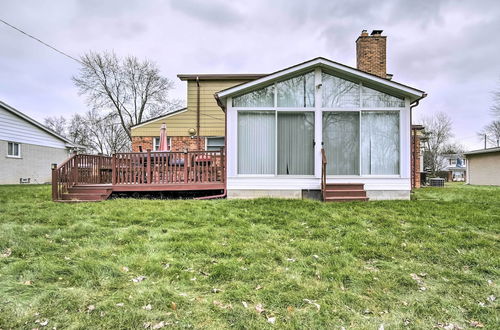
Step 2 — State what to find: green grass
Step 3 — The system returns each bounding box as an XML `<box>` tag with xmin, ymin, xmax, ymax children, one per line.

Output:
<box><xmin>0</xmin><ymin>184</ymin><xmax>499</xmax><ymax>329</ymax></box>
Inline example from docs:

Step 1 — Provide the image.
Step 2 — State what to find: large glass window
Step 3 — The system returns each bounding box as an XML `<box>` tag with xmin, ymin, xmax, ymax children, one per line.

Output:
<box><xmin>322</xmin><ymin>73</ymin><xmax>360</xmax><ymax>108</ymax></box>
<box><xmin>277</xmin><ymin>72</ymin><xmax>315</xmax><ymax>107</ymax></box>
<box><xmin>277</xmin><ymin>112</ymin><xmax>315</xmax><ymax>175</ymax></box>
<box><xmin>233</xmin><ymin>85</ymin><xmax>274</xmax><ymax>107</ymax></box>
<box><xmin>238</xmin><ymin>111</ymin><xmax>275</xmax><ymax>174</ymax></box>
<box><xmin>362</xmin><ymin>85</ymin><xmax>405</xmax><ymax>107</ymax></box>
<box><xmin>361</xmin><ymin>111</ymin><xmax>400</xmax><ymax>175</ymax></box>
<box><xmin>323</xmin><ymin>112</ymin><xmax>360</xmax><ymax>175</ymax></box>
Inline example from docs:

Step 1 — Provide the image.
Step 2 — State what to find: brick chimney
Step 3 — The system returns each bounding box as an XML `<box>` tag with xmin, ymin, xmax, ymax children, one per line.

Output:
<box><xmin>356</xmin><ymin>30</ymin><xmax>387</xmax><ymax>78</ymax></box>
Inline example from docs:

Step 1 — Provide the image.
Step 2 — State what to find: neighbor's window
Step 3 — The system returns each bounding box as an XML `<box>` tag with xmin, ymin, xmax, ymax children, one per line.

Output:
<box><xmin>233</xmin><ymin>85</ymin><xmax>275</xmax><ymax>107</ymax></box>
<box><xmin>361</xmin><ymin>111</ymin><xmax>400</xmax><ymax>175</ymax></box>
<box><xmin>277</xmin><ymin>72</ymin><xmax>315</xmax><ymax>107</ymax></box>
<box><xmin>206</xmin><ymin>137</ymin><xmax>225</xmax><ymax>151</ymax></box>
<box><xmin>7</xmin><ymin>142</ymin><xmax>21</xmax><ymax>157</ymax></box>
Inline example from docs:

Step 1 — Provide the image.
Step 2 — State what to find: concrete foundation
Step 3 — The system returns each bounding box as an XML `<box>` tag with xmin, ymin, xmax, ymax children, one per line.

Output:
<box><xmin>366</xmin><ymin>190</ymin><xmax>410</xmax><ymax>200</ymax></box>
<box><xmin>227</xmin><ymin>189</ymin><xmax>302</xmax><ymax>199</ymax></box>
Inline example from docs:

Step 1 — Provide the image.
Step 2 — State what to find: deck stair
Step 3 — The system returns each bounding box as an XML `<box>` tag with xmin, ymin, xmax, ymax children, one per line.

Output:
<box><xmin>323</xmin><ymin>183</ymin><xmax>369</xmax><ymax>202</ymax></box>
<box><xmin>61</xmin><ymin>184</ymin><xmax>112</xmax><ymax>202</ymax></box>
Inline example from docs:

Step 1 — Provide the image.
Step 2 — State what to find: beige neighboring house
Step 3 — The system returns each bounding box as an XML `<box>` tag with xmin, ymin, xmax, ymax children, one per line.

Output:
<box><xmin>464</xmin><ymin>147</ymin><xmax>500</xmax><ymax>186</ymax></box>
<box><xmin>0</xmin><ymin>100</ymin><xmax>78</xmax><ymax>184</ymax></box>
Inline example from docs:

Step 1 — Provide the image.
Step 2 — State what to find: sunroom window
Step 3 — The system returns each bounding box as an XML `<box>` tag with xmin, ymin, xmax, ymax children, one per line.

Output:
<box><xmin>362</xmin><ymin>85</ymin><xmax>405</xmax><ymax>107</ymax></box>
<box><xmin>361</xmin><ymin>111</ymin><xmax>400</xmax><ymax>174</ymax></box>
<box><xmin>233</xmin><ymin>85</ymin><xmax>274</xmax><ymax>107</ymax></box>
<box><xmin>322</xmin><ymin>73</ymin><xmax>360</xmax><ymax>108</ymax></box>
<box><xmin>277</xmin><ymin>72</ymin><xmax>315</xmax><ymax>107</ymax></box>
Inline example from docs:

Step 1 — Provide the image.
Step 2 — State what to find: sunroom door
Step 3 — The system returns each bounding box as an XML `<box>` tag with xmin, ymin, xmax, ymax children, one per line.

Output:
<box><xmin>322</xmin><ymin>112</ymin><xmax>360</xmax><ymax>175</ymax></box>
<box><xmin>277</xmin><ymin>112</ymin><xmax>315</xmax><ymax>175</ymax></box>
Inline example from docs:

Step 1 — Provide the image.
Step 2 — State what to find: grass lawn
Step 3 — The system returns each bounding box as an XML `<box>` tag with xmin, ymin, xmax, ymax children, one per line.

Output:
<box><xmin>0</xmin><ymin>184</ymin><xmax>499</xmax><ymax>329</ymax></box>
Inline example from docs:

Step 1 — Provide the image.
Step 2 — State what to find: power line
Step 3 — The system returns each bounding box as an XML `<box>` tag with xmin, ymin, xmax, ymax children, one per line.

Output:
<box><xmin>0</xmin><ymin>17</ymin><xmax>83</xmax><ymax>65</ymax></box>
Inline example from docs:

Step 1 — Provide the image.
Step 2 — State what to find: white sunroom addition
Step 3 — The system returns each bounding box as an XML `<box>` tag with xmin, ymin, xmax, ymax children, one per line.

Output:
<box><xmin>217</xmin><ymin>58</ymin><xmax>425</xmax><ymax>200</ymax></box>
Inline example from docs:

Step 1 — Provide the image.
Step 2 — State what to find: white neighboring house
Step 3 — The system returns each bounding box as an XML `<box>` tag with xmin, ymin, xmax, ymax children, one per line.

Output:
<box><xmin>215</xmin><ymin>31</ymin><xmax>426</xmax><ymax>200</ymax></box>
<box><xmin>0</xmin><ymin>100</ymin><xmax>78</xmax><ymax>184</ymax></box>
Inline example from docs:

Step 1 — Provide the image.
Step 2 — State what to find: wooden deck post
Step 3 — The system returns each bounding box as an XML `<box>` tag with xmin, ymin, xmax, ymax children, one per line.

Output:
<box><xmin>51</xmin><ymin>163</ymin><xmax>58</xmax><ymax>201</ymax></box>
<box><xmin>112</xmin><ymin>154</ymin><xmax>117</xmax><ymax>185</ymax></box>
<box><xmin>146</xmin><ymin>149</ymin><xmax>151</xmax><ymax>184</ymax></box>
<box><xmin>184</xmin><ymin>151</ymin><xmax>188</xmax><ymax>183</ymax></box>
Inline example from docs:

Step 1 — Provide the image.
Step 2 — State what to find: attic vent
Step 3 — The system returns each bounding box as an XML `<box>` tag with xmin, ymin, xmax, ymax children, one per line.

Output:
<box><xmin>19</xmin><ymin>178</ymin><xmax>31</xmax><ymax>184</ymax></box>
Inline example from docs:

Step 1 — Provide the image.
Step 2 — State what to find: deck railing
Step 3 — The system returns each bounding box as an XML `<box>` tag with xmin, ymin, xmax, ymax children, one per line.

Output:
<box><xmin>52</xmin><ymin>148</ymin><xmax>226</xmax><ymax>200</ymax></box>
<box><xmin>52</xmin><ymin>154</ymin><xmax>112</xmax><ymax>200</ymax></box>
<box><xmin>321</xmin><ymin>148</ymin><xmax>327</xmax><ymax>201</ymax></box>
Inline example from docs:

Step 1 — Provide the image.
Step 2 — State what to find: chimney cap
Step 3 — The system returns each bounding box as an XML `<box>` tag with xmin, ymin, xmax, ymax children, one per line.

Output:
<box><xmin>360</xmin><ymin>29</ymin><xmax>368</xmax><ymax>36</ymax></box>
<box><xmin>371</xmin><ymin>30</ymin><xmax>383</xmax><ymax>36</ymax></box>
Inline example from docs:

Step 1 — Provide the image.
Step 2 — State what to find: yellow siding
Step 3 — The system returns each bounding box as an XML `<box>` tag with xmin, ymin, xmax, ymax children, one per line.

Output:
<box><xmin>132</xmin><ymin>80</ymin><xmax>245</xmax><ymax>137</ymax></box>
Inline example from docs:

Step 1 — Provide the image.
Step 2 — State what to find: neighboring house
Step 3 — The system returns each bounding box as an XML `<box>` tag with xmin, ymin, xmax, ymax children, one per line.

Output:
<box><xmin>215</xmin><ymin>30</ymin><xmax>426</xmax><ymax>200</ymax></box>
<box><xmin>130</xmin><ymin>74</ymin><xmax>265</xmax><ymax>152</ymax></box>
<box><xmin>464</xmin><ymin>147</ymin><xmax>500</xmax><ymax>186</ymax></box>
<box><xmin>0</xmin><ymin>100</ymin><xmax>77</xmax><ymax>184</ymax></box>
<box><xmin>442</xmin><ymin>153</ymin><xmax>467</xmax><ymax>182</ymax></box>
<box><xmin>411</xmin><ymin>125</ymin><xmax>426</xmax><ymax>188</ymax></box>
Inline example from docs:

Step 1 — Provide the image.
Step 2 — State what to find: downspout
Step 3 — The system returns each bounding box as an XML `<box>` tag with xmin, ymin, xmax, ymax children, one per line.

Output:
<box><xmin>410</xmin><ymin>93</ymin><xmax>427</xmax><ymax>190</ymax></box>
<box><xmin>196</xmin><ymin>76</ymin><xmax>201</xmax><ymax>150</ymax></box>
<box><xmin>195</xmin><ymin>93</ymin><xmax>227</xmax><ymax>200</ymax></box>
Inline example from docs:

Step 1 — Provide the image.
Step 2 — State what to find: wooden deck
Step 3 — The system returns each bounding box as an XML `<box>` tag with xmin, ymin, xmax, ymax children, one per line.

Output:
<box><xmin>52</xmin><ymin>149</ymin><xmax>225</xmax><ymax>201</ymax></box>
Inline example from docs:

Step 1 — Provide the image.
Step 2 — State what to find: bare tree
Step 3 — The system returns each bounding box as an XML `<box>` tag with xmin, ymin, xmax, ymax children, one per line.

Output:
<box><xmin>478</xmin><ymin>120</ymin><xmax>500</xmax><ymax>147</ymax></box>
<box><xmin>44</xmin><ymin>116</ymin><xmax>68</xmax><ymax>136</ymax></box>
<box><xmin>73</xmin><ymin>51</ymin><xmax>176</xmax><ymax>140</ymax></box>
<box><xmin>492</xmin><ymin>78</ymin><xmax>500</xmax><ymax>118</ymax></box>
<box><xmin>421</xmin><ymin>112</ymin><xmax>454</xmax><ymax>175</ymax></box>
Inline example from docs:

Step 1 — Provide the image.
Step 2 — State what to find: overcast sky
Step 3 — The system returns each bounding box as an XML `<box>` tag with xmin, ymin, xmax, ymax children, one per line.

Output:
<box><xmin>1</xmin><ymin>0</ymin><xmax>499</xmax><ymax>149</ymax></box>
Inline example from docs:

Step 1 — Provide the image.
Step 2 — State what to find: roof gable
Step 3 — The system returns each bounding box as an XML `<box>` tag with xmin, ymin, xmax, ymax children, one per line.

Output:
<box><xmin>216</xmin><ymin>57</ymin><xmax>425</xmax><ymax>103</ymax></box>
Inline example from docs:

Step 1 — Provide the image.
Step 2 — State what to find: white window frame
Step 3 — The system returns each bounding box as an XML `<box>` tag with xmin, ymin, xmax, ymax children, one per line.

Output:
<box><xmin>153</xmin><ymin>137</ymin><xmax>172</xmax><ymax>151</ymax></box>
<box><xmin>7</xmin><ymin>141</ymin><xmax>21</xmax><ymax>158</ymax></box>
<box><xmin>229</xmin><ymin>68</ymin><xmax>408</xmax><ymax>179</ymax></box>
<box><xmin>205</xmin><ymin>136</ymin><xmax>225</xmax><ymax>151</ymax></box>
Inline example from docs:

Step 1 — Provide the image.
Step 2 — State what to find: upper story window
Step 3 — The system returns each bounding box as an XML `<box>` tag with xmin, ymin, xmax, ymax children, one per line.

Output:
<box><xmin>362</xmin><ymin>85</ymin><xmax>405</xmax><ymax>107</ymax></box>
<box><xmin>277</xmin><ymin>71</ymin><xmax>315</xmax><ymax>107</ymax></box>
<box><xmin>7</xmin><ymin>142</ymin><xmax>21</xmax><ymax>157</ymax></box>
<box><xmin>322</xmin><ymin>72</ymin><xmax>360</xmax><ymax>108</ymax></box>
<box><xmin>233</xmin><ymin>85</ymin><xmax>274</xmax><ymax>107</ymax></box>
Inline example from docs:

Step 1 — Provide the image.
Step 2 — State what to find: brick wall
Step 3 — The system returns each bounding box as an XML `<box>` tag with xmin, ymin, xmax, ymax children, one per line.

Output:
<box><xmin>132</xmin><ymin>136</ymin><xmax>206</xmax><ymax>152</ymax></box>
<box><xmin>356</xmin><ymin>30</ymin><xmax>387</xmax><ymax>78</ymax></box>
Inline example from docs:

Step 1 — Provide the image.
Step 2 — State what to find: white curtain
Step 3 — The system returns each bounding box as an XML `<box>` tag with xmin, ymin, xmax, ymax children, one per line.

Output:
<box><xmin>277</xmin><ymin>112</ymin><xmax>314</xmax><ymax>175</ymax></box>
<box><xmin>361</xmin><ymin>111</ymin><xmax>400</xmax><ymax>175</ymax></box>
<box><xmin>238</xmin><ymin>111</ymin><xmax>275</xmax><ymax>174</ymax></box>
<box><xmin>323</xmin><ymin>112</ymin><xmax>360</xmax><ymax>175</ymax></box>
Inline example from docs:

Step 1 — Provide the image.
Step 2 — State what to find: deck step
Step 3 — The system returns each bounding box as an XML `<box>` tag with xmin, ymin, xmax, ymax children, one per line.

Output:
<box><xmin>324</xmin><ymin>196</ymin><xmax>369</xmax><ymax>202</ymax></box>
<box><xmin>62</xmin><ymin>193</ymin><xmax>109</xmax><ymax>201</ymax></box>
<box><xmin>325</xmin><ymin>183</ymin><xmax>365</xmax><ymax>191</ymax></box>
<box><xmin>68</xmin><ymin>187</ymin><xmax>111</xmax><ymax>194</ymax></box>
<box><xmin>324</xmin><ymin>189</ymin><xmax>367</xmax><ymax>198</ymax></box>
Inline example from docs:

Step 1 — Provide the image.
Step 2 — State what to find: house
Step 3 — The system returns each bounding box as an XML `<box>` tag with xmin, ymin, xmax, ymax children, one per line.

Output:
<box><xmin>411</xmin><ymin>125</ymin><xmax>426</xmax><ymax>188</ymax></box>
<box><xmin>0</xmin><ymin>100</ymin><xmax>78</xmax><ymax>184</ymax></box>
<box><xmin>215</xmin><ymin>30</ymin><xmax>426</xmax><ymax>200</ymax></box>
<box><xmin>130</xmin><ymin>74</ymin><xmax>265</xmax><ymax>152</ymax></box>
<box><xmin>52</xmin><ymin>30</ymin><xmax>426</xmax><ymax>202</ymax></box>
<box><xmin>464</xmin><ymin>147</ymin><xmax>500</xmax><ymax>186</ymax></box>
<box><xmin>441</xmin><ymin>153</ymin><xmax>467</xmax><ymax>182</ymax></box>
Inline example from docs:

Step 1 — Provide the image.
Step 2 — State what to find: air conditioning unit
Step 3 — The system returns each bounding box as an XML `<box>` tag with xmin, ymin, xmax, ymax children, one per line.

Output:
<box><xmin>19</xmin><ymin>178</ymin><xmax>31</xmax><ymax>184</ymax></box>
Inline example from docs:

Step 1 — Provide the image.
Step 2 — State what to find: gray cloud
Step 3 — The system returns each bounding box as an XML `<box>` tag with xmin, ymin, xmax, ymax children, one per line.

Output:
<box><xmin>0</xmin><ymin>0</ymin><xmax>499</xmax><ymax>149</ymax></box>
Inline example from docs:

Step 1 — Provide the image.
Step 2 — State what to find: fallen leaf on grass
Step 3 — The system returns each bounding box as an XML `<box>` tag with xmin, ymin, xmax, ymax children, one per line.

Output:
<box><xmin>242</xmin><ymin>301</ymin><xmax>248</xmax><ymax>308</ymax></box>
<box><xmin>487</xmin><ymin>295</ymin><xmax>496</xmax><ymax>302</ymax></box>
<box><xmin>469</xmin><ymin>321</ymin><xmax>484</xmax><ymax>328</ymax></box>
<box><xmin>171</xmin><ymin>302</ymin><xmax>177</xmax><ymax>310</ymax></box>
<box><xmin>378</xmin><ymin>324</ymin><xmax>384</xmax><ymax>330</ymax></box>
<box><xmin>211</xmin><ymin>288</ymin><xmax>221</xmax><ymax>293</ymax></box>
<box><xmin>434</xmin><ymin>323</ymin><xmax>463</xmax><ymax>330</ymax></box>
<box><xmin>303</xmin><ymin>299</ymin><xmax>320</xmax><ymax>311</ymax></box>
<box><xmin>121</xmin><ymin>266</ymin><xmax>129</xmax><ymax>272</ymax></box>
<box><xmin>152</xmin><ymin>321</ymin><xmax>167</xmax><ymax>329</ymax></box>
<box><xmin>255</xmin><ymin>304</ymin><xmax>265</xmax><ymax>313</ymax></box>
<box><xmin>312</xmin><ymin>255</ymin><xmax>319</xmax><ymax>259</ymax></box>
<box><xmin>163</xmin><ymin>263</ymin><xmax>170</xmax><ymax>269</ymax></box>
<box><xmin>87</xmin><ymin>305</ymin><xmax>95</xmax><ymax>312</ymax></box>
<box><xmin>0</xmin><ymin>248</ymin><xmax>12</xmax><ymax>258</ymax></box>
<box><xmin>255</xmin><ymin>285</ymin><xmax>262</xmax><ymax>290</ymax></box>
<box><xmin>23</xmin><ymin>280</ymin><xmax>32</xmax><ymax>285</ymax></box>
<box><xmin>143</xmin><ymin>304</ymin><xmax>152</xmax><ymax>311</ymax></box>
<box><xmin>267</xmin><ymin>316</ymin><xmax>276</xmax><ymax>324</ymax></box>
<box><xmin>34</xmin><ymin>319</ymin><xmax>49</xmax><ymax>327</ymax></box>
<box><xmin>116</xmin><ymin>303</ymin><xmax>124</xmax><ymax>307</ymax></box>
<box><xmin>286</xmin><ymin>258</ymin><xmax>296</xmax><ymax>262</ymax></box>
<box><xmin>131</xmin><ymin>275</ymin><xmax>146</xmax><ymax>283</ymax></box>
